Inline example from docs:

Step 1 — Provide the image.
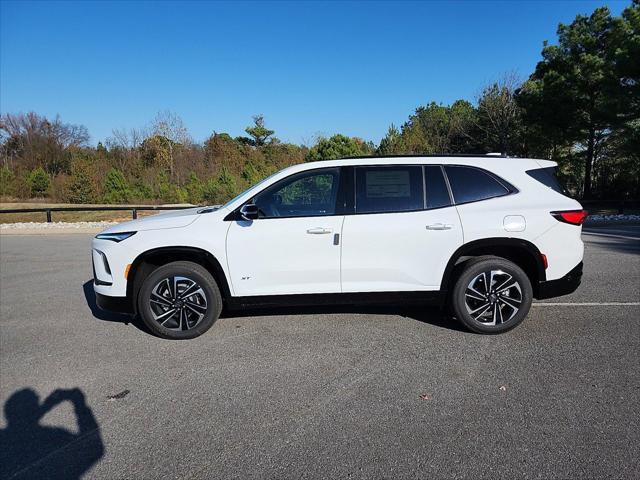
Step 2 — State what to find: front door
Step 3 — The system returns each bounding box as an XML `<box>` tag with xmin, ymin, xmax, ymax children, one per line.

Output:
<box><xmin>226</xmin><ymin>167</ymin><xmax>344</xmax><ymax>296</ymax></box>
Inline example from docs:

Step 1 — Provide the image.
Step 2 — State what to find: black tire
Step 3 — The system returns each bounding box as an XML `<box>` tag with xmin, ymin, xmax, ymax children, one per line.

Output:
<box><xmin>137</xmin><ymin>261</ymin><xmax>222</xmax><ymax>339</ymax></box>
<box><xmin>450</xmin><ymin>256</ymin><xmax>532</xmax><ymax>334</ymax></box>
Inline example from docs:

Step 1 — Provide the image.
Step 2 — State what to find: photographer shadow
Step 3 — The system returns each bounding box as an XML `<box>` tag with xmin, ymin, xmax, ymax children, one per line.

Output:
<box><xmin>0</xmin><ymin>388</ymin><xmax>104</xmax><ymax>480</ymax></box>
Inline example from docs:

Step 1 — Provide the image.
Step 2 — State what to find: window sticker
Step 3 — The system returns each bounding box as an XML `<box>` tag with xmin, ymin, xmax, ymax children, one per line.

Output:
<box><xmin>365</xmin><ymin>170</ymin><xmax>411</xmax><ymax>198</ymax></box>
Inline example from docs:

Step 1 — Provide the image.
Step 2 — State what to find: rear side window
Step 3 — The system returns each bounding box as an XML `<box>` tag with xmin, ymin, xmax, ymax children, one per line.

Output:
<box><xmin>526</xmin><ymin>167</ymin><xmax>564</xmax><ymax>194</ymax></box>
<box><xmin>424</xmin><ymin>166</ymin><xmax>452</xmax><ymax>209</ymax></box>
<box><xmin>355</xmin><ymin>166</ymin><xmax>423</xmax><ymax>214</ymax></box>
<box><xmin>445</xmin><ymin>166</ymin><xmax>510</xmax><ymax>204</ymax></box>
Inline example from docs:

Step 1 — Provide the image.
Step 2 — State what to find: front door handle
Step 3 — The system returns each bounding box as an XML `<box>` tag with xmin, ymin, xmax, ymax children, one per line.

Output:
<box><xmin>426</xmin><ymin>223</ymin><xmax>453</xmax><ymax>230</ymax></box>
<box><xmin>306</xmin><ymin>227</ymin><xmax>332</xmax><ymax>234</ymax></box>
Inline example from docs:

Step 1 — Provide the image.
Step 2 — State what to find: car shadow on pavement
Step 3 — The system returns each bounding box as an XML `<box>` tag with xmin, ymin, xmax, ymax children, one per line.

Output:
<box><xmin>82</xmin><ymin>281</ymin><xmax>151</xmax><ymax>335</ymax></box>
<box><xmin>0</xmin><ymin>387</ymin><xmax>104</xmax><ymax>480</ymax></box>
<box><xmin>222</xmin><ymin>304</ymin><xmax>467</xmax><ymax>332</ymax></box>
<box><xmin>82</xmin><ymin>280</ymin><xmax>464</xmax><ymax>333</ymax></box>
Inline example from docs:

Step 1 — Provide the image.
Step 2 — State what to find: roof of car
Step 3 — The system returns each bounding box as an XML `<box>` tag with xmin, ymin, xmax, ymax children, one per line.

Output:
<box><xmin>342</xmin><ymin>153</ymin><xmax>507</xmax><ymax>159</ymax></box>
<box><xmin>297</xmin><ymin>154</ymin><xmax>549</xmax><ymax>168</ymax></box>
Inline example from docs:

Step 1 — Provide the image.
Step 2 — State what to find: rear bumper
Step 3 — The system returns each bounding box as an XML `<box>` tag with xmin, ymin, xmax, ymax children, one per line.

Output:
<box><xmin>95</xmin><ymin>291</ymin><xmax>133</xmax><ymax>314</ymax></box>
<box><xmin>536</xmin><ymin>262</ymin><xmax>583</xmax><ymax>300</ymax></box>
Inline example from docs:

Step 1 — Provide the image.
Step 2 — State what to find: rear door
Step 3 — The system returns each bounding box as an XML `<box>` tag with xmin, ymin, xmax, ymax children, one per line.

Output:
<box><xmin>341</xmin><ymin>165</ymin><xmax>463</xmax><ymax>292</ymax></box>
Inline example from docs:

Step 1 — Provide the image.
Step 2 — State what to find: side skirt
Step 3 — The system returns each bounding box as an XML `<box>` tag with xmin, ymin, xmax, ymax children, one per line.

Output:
<box><xmin>225</xmin><ymin>291</ymin><xmax>445</xmax><ymax>310</ymax></box>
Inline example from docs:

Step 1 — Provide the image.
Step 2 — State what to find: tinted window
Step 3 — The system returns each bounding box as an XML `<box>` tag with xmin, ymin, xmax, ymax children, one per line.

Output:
<box><xmin>526</xmin><ymin>167</ymin><xmax>564</xmax><ymax>194</ymax></box>
<box><xmin>445</xmin><ymin>166</ymin><xmax>510</xmax><ymax>204</ymax></box>
<box><xmin>355</xmin><ymin>166</ymin><xmax>423</xmax><ymax>214</ymax></box>
<box><xmin>252</xmin><ymin>168</ymin><xmax>340</xmax><ymax>218</ymax></box>
<box><xmin>424</xmin><ymin>166</ymin><xmax>452</xmax><ymax>209</ymax></box>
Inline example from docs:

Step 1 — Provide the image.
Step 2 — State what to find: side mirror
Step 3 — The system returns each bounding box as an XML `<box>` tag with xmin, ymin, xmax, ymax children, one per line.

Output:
<box><xmin>239</xmin><ymin>203</ymin><xmax>259</xmax><ymax>221</ymax></box>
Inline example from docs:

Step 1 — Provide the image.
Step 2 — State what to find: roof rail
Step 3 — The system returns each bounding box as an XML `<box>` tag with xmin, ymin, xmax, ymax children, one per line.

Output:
<box><xmin>341</xmin><ymin>153</ymin><xmax>507</xmax><ymax>159</ymax></box>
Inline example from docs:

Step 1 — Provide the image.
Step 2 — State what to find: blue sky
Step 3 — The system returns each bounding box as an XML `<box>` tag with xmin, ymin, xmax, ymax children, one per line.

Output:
<box><xmin>0</xmin><ymin>0</ymin><xmax>628</xmax><ymax>145</ymax></box>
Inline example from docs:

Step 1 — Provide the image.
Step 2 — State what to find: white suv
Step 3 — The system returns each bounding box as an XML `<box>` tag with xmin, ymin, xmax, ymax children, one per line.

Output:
<box><xmin>92</xmin><ymin>155</ymin><xmax>585</xmax><ymax>339</ymax></box>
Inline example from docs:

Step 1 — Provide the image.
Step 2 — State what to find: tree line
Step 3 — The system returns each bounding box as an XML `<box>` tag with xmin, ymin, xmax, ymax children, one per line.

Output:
<box><xmin>1</xmin><ymin>2</ymin><xmax>638</xmax><ymax>204</ymax></box>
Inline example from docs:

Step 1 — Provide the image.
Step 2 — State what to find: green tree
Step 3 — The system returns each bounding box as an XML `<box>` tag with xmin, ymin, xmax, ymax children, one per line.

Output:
<box><xmin>245</xmin><ymin>115</ymin><xmax>275</xmax><ymax>146</ymax></box>
<box><xmin>241</xmin><ymin>161</ymin><xmax>262</xmax><ymax>185</ymax></box>
<box><xmin>0</xmin><ymin>166</ymin><xmax>15</xmax><ymax>196</ymax></box>
<box><xmin>448</xmin><ymin>100</ymin><xmax>479</xmax><ymax>153</ymax></box>
<box><xmin>217</xmin><ymin>166</ymin><xmax>238</xmax><ymax>200</ymax></box>
<box><xmin>476</xmin><ymin>75</ymin><xmax>524</xmax><ymax>155</ymax></box>
<box><xmin>27</xmin><ymin>167</ymin><xmax>50</xmax><ymax>197</ymax></box>
<box><xmin>396</xmin><ymin>101</ymin><xmax>478</xmax><ymax>154</ymax></box>
<box><xmin>185</xmin><ymin>172</ymin><xmax>204</xmax><ymax>204</ymax></box>
<box><xmin>377</xmin><ymin>124</ymin><xmax>406</xmax><ymax>155</ymax></box>
<box><xmin>66</xmin><ymin>161</ymin><xmax>96</xmax><ymax>203</ymax></box>
<box><xmin>103</xmin><ymin>168</ymin><xmax>130</xmax><ymax>203</ymax></box>
<box><xmin>517</xmin><ymin>6</ymin><xmax>623</xmax><ymax>198</ymax></box>
<box><xmin>305</xmin><ymin>134</ymin><xmax>370</xmax><ymax>162</ymax></box>
<box><xmin>202</xmin><ymin>178</ymin><xmax>220</xmax><ymax>204</ymax></box>
<box><xmin>130</xmin><ymin>180</ymin><xmax>153</xmax><ymax>202</ymax></box>
<box><xmin>140</xmin><ymin>135</ymin><xmax>174</xmax><ymax>171</ymax></box>
<box><xmin>610</xmin><ymin>0</ymin><xmax>640</xmax><ymax>196</ymax></box>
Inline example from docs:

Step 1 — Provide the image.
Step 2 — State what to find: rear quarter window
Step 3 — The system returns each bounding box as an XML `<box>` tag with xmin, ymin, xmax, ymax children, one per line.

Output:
<box><xmin>444</xmin><ymin>166</ymin><xmax>510</xmax><ymax>204</ymax></box>
<box><xmin>526</xmin><ymin>167</ymin><xmax>565</xmax><ymax>194</ymax></box>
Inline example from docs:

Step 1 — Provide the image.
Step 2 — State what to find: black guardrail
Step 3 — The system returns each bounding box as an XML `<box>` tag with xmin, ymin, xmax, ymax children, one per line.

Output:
<box><xmin>580</xmin><ymin>199</ymin><xmax>639</xmax><ymax>214</ymax></box>
<box><xmin>1</xmin><ymin>200</ymin><xmax>637</xmax><ymax>223</ymax></box>
<box><xmin>0</xmin><ymin>205</ymin><xmax>195</xmax><ymax>222</ymax></box>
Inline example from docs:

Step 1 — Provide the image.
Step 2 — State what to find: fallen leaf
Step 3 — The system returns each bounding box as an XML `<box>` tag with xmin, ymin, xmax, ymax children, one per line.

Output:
<box><xmin>107</xmin><ymin>389</ymin><xmax>130</xmax><ymax>401</ymax></box>
<box><xmin>499</xmin><ymin>385</ymin><xmax>507</xmax><ymax>392</ymax></box>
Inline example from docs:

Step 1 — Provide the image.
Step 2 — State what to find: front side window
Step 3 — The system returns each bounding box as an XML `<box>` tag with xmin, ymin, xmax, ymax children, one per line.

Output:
<box><xmin>444</xmin><ymin>166</ymin><xmax>510</xmax><ymax>204</ymax></box>
<box><xmin>355</xmin><ymin>166</ymin><xmax>423</xmax><ymax>214</ymax></box>
<box><xmin>252</xmin><ymin>168</ymin><xmax>340</xmax><ymax>218</ymax></box>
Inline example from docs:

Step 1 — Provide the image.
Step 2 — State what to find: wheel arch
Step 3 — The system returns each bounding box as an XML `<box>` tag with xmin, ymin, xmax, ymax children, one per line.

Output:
<box><xmin>126</xmin><ymin>246</ymin><xmax>232</xmax><ymax>313</ymax></box>
<box><xmin>441</xmin><ymin>238</ymin><xmax>546</xmax><ymax>296</ymax></box>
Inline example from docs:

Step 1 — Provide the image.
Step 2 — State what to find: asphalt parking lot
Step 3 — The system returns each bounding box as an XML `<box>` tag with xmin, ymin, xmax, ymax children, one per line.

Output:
<box><xmin>1</xmin><ymin>227</ymin><xmax>639</xmax><ymax>479</ymax></box>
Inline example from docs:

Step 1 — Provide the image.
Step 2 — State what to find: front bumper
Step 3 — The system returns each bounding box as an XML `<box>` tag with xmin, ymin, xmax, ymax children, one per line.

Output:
<box><xmin>536</xmin><ymin>262</ymin><xmax>583</xmax><ymax>300</ymax></box>
<box><xmin>95</xmin><ymin>291</ymin><xmax>133</xmax><ymax>314</ymax></box>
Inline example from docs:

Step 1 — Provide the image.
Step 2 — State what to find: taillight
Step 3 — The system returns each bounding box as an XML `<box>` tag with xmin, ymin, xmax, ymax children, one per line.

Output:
<box><xmin>551</xmin><ymin>210</ymin><xmax>589</xmax><ymax>226</ymax></box>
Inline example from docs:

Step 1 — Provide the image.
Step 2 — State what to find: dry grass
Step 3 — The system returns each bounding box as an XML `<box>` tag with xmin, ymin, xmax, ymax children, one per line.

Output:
<box><xmin>0</xmin><ymin>202</ymin><xmax>193</xmax><ymax>224</ymax></box>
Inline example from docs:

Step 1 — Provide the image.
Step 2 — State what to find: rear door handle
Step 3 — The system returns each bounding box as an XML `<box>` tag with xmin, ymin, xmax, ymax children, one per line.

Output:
<box><xmin>425</xmin><ymin>223</ymin><xmax>453</xmax><ymax>230</ymax></box>
<box><xmin>306</xmin><ymin>227</ymin><xmax>332</xmax><ymax>234</ymax></box>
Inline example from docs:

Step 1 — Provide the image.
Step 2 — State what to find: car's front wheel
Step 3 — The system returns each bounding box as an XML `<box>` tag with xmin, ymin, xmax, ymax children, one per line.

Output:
<box><xmin>450</xmin><ymin>256</ymin><xmax>533</xmax><ymax>334</ymax></box>
<box><xmin>137</xmin><ymin>261</ymin><xmax>222</xmax><ymax>339</ymax></box>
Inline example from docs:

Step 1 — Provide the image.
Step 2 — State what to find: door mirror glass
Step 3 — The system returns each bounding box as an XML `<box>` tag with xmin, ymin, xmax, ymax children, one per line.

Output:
<box><xmin>239</xmin><ymin>203</ymin><xmax>260</xmax><ymax>220</ymax></box>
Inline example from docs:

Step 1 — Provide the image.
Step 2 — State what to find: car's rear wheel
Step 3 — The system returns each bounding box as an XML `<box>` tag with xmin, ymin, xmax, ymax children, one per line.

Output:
<box><xmin>450</xmin><ymin>256</ymin><xmax>532</xmax><ymax>334</ymax></box>
<box><xmin>137</xmin><ymin>261</ymin><xmax>222</xmax><ymax>339</ymax></box>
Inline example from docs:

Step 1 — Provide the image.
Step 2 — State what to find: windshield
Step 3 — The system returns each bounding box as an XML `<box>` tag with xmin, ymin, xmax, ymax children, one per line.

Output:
<box><xmin>222</xmin><ymin>170</ymin><xmax>282</xmax><ymax>209</ymax></box>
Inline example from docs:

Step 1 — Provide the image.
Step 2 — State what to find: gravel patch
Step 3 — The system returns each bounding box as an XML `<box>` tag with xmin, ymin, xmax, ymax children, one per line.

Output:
<box><xmin>584</xmin><ymin>214</ymin><xmax>640</xmax><ymax>225</ymax></box>
<box><xmin>0</xmin><ymin>221</ymin><xmax>118</xmax><ymax>230</ymax></box>
<box><xmin>0</xmin><ymin>221</ymin><xmax>118</xmax><ymax>235</ymax></box>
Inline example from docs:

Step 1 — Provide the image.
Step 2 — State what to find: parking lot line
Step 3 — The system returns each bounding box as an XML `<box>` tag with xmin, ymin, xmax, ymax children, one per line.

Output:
<box><xmin>533</xmin><ymin>302</ymin><xmax>640</xmax><ymax>306</ymax></box>
<box><xmin>582</xmin><ymin>231</ymin><xmax>640</xmax><ymax>241</ymax></box>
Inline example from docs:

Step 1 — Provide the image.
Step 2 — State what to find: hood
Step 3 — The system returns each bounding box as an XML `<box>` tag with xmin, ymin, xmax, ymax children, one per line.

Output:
<box><xmin>99</xmin><ymin>207</ymin><xmax>204</xmax><ymax>234</ymax></box>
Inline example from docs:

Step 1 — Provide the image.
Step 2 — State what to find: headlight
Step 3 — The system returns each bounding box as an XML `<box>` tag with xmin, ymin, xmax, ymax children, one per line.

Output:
<box><xmin>95</xmin><ymin>231</ymin><xmax>137</xmax><ymax>242</ymax></box>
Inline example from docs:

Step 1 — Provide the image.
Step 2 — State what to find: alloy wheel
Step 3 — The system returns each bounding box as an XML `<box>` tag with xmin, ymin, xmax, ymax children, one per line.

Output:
<box><xmin>464</xmin><ymin>270</ymin><xmax>522</xmax><ymax>325</ymax></box>
<box><xmin>148</xmin><ymin>276</ymin><xmax>208</xmax><ymax>331</ymax></box>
